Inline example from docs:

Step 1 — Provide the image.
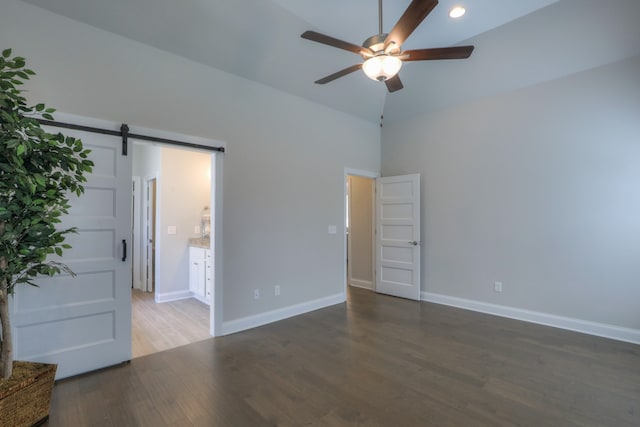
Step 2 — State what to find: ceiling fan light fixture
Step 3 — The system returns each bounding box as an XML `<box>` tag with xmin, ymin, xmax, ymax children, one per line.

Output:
<box><xmin>362</xmin><ymin>55</ymin><xmax>402</xmax><ymax>82</ymax></box>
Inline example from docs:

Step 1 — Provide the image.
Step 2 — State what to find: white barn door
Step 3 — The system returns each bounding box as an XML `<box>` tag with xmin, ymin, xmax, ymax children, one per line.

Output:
<box><xmin>11</xmin><ymin>126</ymin><xmax>132</xmax><ymax>379</ymax></box>
<box><xmin>376</xmin><ymin>174</ymin><xmax>421</xmax><ymax>300</ymax></box>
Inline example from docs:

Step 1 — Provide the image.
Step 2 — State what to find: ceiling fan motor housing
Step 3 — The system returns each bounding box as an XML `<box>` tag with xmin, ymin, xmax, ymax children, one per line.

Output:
<box><xmin>362</xmin><ymin>34</ymin><xmax>388</xmax><ymax>55</ymax></box>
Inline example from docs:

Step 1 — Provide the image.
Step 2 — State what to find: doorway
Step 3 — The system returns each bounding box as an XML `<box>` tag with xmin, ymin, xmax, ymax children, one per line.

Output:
<box><xmin>132</xmin><ymin>174</ymin><xmax>158</xmax><ymax>294</ymax></box>
<box><xmin>345</xmin><ymin>170</ymin><xmax>422</xmax><ymax>302</ymax></box>
<box><xmin>16</xmin><ymin>114</ymin><xmax>224</xmax><ymax>377</ymax></box>
<box><xmin>131</xmin><ymin>142</ymin><xmax>216</xmax><ymax>357</ymax></box>
<box><xmin>345</xmin><ymin>169</ymin><xmax>378</xmax><ymax>297</ymax></box>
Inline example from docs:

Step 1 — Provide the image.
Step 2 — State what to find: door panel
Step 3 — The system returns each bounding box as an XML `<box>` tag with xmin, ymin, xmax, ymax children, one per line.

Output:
<box><xmin>11</xmin><ymin>128</ymin><xmax>132</xmax><ymax>379</ymax></box>
<box><xmin>376</xmin><ymin>174</ymin><xmax>421</xmax><ymax>300</ymax></box>
<box><xmin>145</xmin><ymin>178</ymin><xmax>156</xmax><ymax>293</ymax></box>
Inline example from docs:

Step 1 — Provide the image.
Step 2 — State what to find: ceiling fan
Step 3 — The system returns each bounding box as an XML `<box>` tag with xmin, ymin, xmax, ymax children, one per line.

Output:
<box><xmin>301</xmin><ymin>0</ymin><xmax>474</xmax><ymax>93</ymax></box>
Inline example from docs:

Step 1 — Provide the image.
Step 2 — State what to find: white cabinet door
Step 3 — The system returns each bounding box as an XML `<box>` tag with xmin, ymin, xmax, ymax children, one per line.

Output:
<box><xmin>11</xmin><ymin>127</ymin><xmax>132</xmax><ymax>379</ymax></box>
<box><xmin>189</xmin><ymin>247</ymin><xmax>205</xmax><ymax>298</ymax></box>
<box><xmin>375</xmin><ymin>174</ymin><xmax>421</xmax><ymax>300</ymax></box>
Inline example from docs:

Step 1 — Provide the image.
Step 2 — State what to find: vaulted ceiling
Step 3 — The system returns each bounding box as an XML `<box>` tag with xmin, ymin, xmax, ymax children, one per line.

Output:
<box><xmin>19</xmin><ymin>0</ymin><xmax>640</xmax><ymax>123</ymax></box>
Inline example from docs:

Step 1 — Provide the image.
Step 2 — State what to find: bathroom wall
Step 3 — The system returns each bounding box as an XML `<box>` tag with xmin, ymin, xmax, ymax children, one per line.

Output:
<box><xmin>156</xmin><ymin>146</ymin><xmax>211</xmax><ymax>299</ymax></box>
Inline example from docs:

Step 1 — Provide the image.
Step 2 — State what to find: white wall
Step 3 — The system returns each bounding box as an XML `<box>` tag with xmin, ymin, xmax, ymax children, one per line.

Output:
<box><xmin>1</xmin><ymin>0</ymin><xmax>380</xmax><ymax>325</ymax></box>
<box><xmin>157</xmin><ymin>146</ymin><xmax>211</xmax><ymax>296</ymax></box>
<box><xmin>382</xmin><ymin>55</ymin><xmax>640</xmax><ymax>333</ymax></box>
<box><xmin>132</xmin><ymin>143</ymin><xmax>162</xmax><ymax>182</ymax></box>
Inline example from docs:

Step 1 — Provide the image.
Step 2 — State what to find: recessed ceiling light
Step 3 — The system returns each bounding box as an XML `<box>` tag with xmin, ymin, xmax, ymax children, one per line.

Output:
<box><xmin>449</xmin><ymin>6</ymin><xmax>466</xmax><ymax>19</ymax></box>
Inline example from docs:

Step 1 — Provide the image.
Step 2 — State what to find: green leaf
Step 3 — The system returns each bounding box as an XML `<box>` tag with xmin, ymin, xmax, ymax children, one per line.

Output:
<box><xmin>34</xmin><ymin>173</ymin><xmax>46</xmax><ymax>187</ymax></box>
<box><xmin>0</xmin><ymin>49</ymin><xmax>91</xmax><ymax>305</ymax></box>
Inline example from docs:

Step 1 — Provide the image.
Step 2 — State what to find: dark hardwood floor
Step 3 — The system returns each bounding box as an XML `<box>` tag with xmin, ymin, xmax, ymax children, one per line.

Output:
<box><xmin>45</xmin><ymin>287</ymin><xmax>640</xmax><ymax>426</ymax></box>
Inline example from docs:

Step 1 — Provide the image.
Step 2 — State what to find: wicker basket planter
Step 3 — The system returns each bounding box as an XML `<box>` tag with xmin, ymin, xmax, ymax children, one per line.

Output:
<box><xmin>0</xmin><ymin>361</ymin><xmax>57</xmax><ymax>427</ymax></box>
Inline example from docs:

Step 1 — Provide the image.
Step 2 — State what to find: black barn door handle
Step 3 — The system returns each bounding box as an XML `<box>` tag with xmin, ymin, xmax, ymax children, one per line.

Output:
<box><xmin>122</xmin><ymin>239</ymin><xmax>127</xmax><ymax>262</ymax></box>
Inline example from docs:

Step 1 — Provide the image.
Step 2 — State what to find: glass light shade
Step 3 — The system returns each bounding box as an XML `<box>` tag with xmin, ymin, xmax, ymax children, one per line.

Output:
<box><xmin>362</xmin><ymin>55</ymin><xmax>402</xmax><ymax>81</ymax></box>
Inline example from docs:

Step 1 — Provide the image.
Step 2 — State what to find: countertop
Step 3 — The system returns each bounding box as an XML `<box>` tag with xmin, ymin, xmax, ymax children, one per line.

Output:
<box><xmin>188</xmin><ymin>237</ymin><xmax>210</xmax><ymax>249</ymax></box>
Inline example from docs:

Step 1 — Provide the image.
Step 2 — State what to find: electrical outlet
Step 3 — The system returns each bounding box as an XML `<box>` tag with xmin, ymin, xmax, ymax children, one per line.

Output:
<box><xmin>194</xmin><ymin>225</ymin><xmax>200</xmax><ymax>234</ymax></box>
<box><xmin>254</xmin><ymin>289</ymin><xmax>260</xmax><ymax>299</ymax></box>
<box><xmin>494</xmin><ymin>281</ymin><xmax>503</xmax><ymax>293</ymax></box>
<box><xmin>275</xmin><ymin>285</ymin><xmax>280</xmax><ymax>296</ymax></box>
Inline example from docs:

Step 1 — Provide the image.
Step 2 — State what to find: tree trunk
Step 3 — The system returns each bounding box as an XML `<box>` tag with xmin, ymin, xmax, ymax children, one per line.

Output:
<box><xmin>0</xmin><ymin>281</ymin><xmax>12</xmax><ymax>379</ymax></box>
<box><xmin>0</xmin><ymin>219</ymin><xmax>12</xmax><ymax>379</ymax></box>
<box><xmin>0</xmin><ymin>268</ymin><xmax>12</xmax><ymax>379</ymax></box>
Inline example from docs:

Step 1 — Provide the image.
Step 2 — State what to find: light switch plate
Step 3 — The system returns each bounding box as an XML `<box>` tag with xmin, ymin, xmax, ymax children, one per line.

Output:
<box><xmin>328</xmin><ymin>225</ymin><xmax>337</xmax><ymax>234</ymax></box>
<box><xmin>167</xmin><ymin>225</ymin><xmax>177</xmax><ymax>235</ymax></box>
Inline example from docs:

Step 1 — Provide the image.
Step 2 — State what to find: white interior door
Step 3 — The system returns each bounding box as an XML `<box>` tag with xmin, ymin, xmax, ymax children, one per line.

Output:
<box><xmin>10</xmin><ymin>127</ymin><xmax>132</xmax><ymax>379</ymax></box>
<box><xmin>145</xmin><ymin>178</ymin><xmax>156</xmax><ymax>293</ymax></box>
<box><xmin>375</xmin><ymin>174</ymin><xmax>421</xmax><ymax>300</ymax></box>
<box><xmin>132</xmin><ymin>176</ymin><xmax>143</xmax><ymax>290</ymax></box>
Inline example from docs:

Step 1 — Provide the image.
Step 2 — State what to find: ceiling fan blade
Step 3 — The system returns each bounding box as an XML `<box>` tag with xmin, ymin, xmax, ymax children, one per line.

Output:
<box><xmin>315</xmin><ymin>64</ymin><xmax>363</xmax><ymax>84</ymax></box>
<box><xmin>384</xmin><ymin>0</ymin><xmax>438</xmax><ymax>50</ymax></box>
<box><xmin>385</xmin><ymin>75</ymin><xmax>404</xmax><ymax>93</ymax></box>
<box><xmin>403</xmin><ymin>45</ymin><xmax>475</xmax><ymax>61</ymax></box>
<box><xmin>301</xmin><ymin>31</ymin><xmax>368</xmax><ymax>55</ymax></box>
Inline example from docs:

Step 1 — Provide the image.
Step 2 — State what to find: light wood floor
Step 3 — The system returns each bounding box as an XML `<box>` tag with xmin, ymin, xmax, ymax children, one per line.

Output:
<box><xmin>46</xmin><ymin>287</ymin><xmax>640</xmax><ymax>426</ymax></box>
<box><xmin>131</xmin><ymin>289</ymin><xmax>211</xmax><ymax>358</ymax></box>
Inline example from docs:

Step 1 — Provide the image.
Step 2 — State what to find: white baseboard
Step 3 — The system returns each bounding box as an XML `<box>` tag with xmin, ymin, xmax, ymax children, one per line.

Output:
<box><xmin>155</xmin><ymin>290</ymin><xmax>194</xmax><ymax>303</ymax></box>
<box><xmin>193</xmin><ymin>294</ymin><xmax>212</xmax><ymax>306</ymax></box>
<box><xmin>422</xmin><ymin>292</ymin><xmax>640</xmax><ymax>345</ymax></box>
<box><xmin>222</xmin><ymin>293</ymin><xmax>345</xmax><ymax>335</ymax></box>
<box><xmin>349</xmin><ymin>279</ymin><xmax>373</xmax><ymax>290</ymax></box>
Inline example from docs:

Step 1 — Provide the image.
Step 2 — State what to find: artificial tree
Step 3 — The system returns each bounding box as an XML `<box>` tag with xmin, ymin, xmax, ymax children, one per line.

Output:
<box><xmin>0</xmin><ymin>48</ymin><xmax>93</xmax><ymax>380</ymax></box>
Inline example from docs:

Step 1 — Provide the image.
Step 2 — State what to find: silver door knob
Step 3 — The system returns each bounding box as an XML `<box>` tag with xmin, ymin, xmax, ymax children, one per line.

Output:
<box><xmin>409</xmin><ymin>241</ymin><xmax>418</xmax><ymax>246</ymax></box>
